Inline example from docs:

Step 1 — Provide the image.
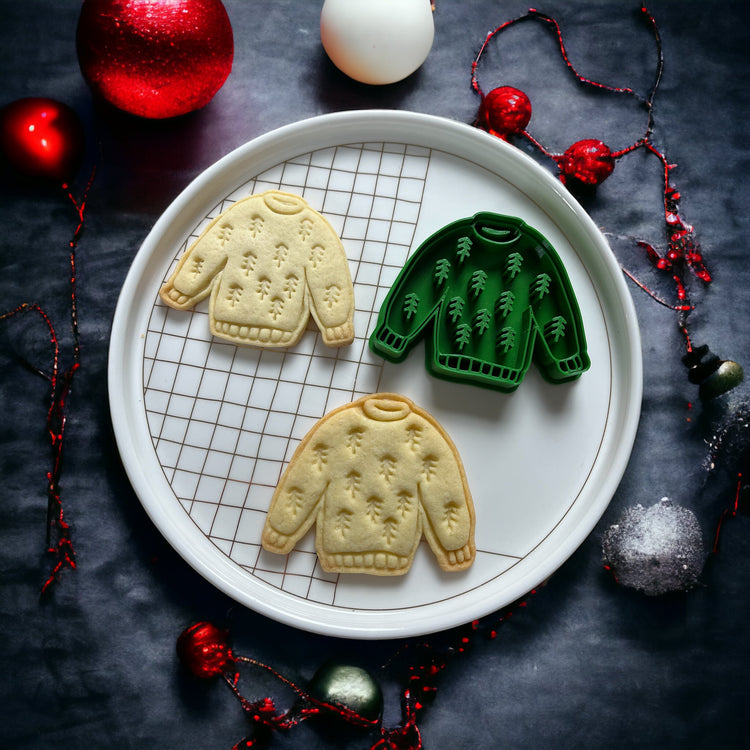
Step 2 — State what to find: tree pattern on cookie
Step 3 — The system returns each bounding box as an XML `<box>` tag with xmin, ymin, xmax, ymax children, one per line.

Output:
<box><xmin>158</xmin><ymin>190</ymin><xmax>354</xmax><ymax>349</ymax></box>
<box><xmin>261</xmin><ymin>394</ymin><xmax>475</xmax><ymax>576</ymax></box>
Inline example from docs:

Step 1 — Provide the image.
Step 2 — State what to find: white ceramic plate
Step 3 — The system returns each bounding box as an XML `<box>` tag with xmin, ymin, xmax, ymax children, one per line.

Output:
<box><xmin>109</xmin><ymin>110</ymin><xmax>642</xmax><ymax>639</ymax></box>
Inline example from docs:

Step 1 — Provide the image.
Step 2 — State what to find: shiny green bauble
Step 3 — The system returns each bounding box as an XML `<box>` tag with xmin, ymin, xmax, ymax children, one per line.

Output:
<box><xmin>308</xmin><ymin>661</ymin><xmax>383</xmax><ymax>722</ymax></box>
<box><xmin>700</xmin><ymin>360</ymin><xmax>744</xmax><ymax>400</ymax></box>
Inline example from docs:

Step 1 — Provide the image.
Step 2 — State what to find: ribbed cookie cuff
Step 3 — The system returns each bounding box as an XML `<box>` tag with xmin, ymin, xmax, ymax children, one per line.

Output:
<box><xmin>319</xmin><ymin>551</ymin><xmax>411</xmax><ymax>574</ymax></box>
<box><xmin>444</xmin><ymin>542</ymin><xmax>475</xmax><ymax>568</ymax></box>
<box><xmin>322</xmin><ymin>321</ymin><xmax>354</xmax><ymax>346</ymax></box>
<box><xmin>261</xmin><ymin>526</ymin><xmax>293</xmax><ymax>554</ymax></box>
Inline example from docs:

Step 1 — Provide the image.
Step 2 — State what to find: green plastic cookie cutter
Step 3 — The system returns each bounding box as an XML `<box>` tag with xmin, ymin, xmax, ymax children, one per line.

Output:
<box><xmin>369</xmin><ymin>212</ymin><xmax>590</xmax><ymax>392</ymax></box>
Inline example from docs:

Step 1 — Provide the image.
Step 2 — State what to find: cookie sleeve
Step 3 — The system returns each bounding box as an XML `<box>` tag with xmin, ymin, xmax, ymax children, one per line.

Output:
<box><xmin>303</xmin><ymin>212</ymin><xmax>355</xmax><ymax>347</ymax></box>
<box><xmin>261</xmin><ymin>422</ymin><xmax>334</xmax><ymax>554</ymax></box>
<box><xmin>159</xmin><ymin>211</ymin><xmax>238</xmax><ymax>309</ymax></box>
<box><xmin>414</xmin><ymin>414</ymin><xmax>476</xmax><ymax>571</ymax></box>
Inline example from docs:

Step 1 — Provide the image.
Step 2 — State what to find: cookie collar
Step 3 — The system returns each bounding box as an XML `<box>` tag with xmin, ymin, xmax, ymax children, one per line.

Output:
<box><xmin>361</xmin><ymin>394</ymin><xmax>411</xmax><ymax>422</ymax></box>
<box><xmin>262</xmin><ymin>190</ymin><xmax>307</xmax><ymax>215</ymax></box>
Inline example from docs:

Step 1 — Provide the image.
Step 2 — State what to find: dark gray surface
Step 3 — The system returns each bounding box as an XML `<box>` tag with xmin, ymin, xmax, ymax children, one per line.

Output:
<box><xmin>2</xmin><ymin>1</ymin><xmax>750</xmax><ymax>748</ymax></box>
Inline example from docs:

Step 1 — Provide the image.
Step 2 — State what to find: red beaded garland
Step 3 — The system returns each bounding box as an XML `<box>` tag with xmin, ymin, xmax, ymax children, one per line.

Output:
<box><xmin>0</xmin><ymin>97</ymin><xmax>84</xmax><ymax>183</ymax></box>
<box><xmin>556</xmin><ymin>139</ymin><xmax>615</xmax><ymax>187</ymax></box>
<box><xmin>478</xmin><ymin>86</ymin><xmax>532</xmax><ymax>139</ymax></box>
<box><xmin>176</xmin><ymin>621</ymin><xmax>235</xmax><ymax>679</ymax></box>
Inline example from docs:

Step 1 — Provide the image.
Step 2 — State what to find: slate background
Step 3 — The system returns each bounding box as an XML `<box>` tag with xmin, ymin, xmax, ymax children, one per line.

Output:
<box><xmin>2</xmin><ymin>1</ymin><xmax>750</xmax><ymax>748</ymax></box>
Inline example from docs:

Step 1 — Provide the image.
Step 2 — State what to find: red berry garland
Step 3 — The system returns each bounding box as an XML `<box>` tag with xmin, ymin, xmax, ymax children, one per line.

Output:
<box><xmin>176</xmin><ymin>621</ymin><xmax>391</xmax><ymax>748</ymax></box>
<box><xmin>177</xmin><ymin>597</ymin><xmax>532</xmax><ymax>750</ymax></box>
<box><xmin>471</xmin><ymin>8</ymin><xmax>649</xmax><ymax>190</ymax></box>
<box><xmin>471</xmin><ymin>7</ymin><xmax>742</xmax><ymax>399</ymax></box>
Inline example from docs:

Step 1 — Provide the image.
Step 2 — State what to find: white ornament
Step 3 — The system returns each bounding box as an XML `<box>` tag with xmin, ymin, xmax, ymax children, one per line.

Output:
<box><xmin>320</xmin><ymin>0</ymin><xmax>435</xmax><ymax>85</ymax></box>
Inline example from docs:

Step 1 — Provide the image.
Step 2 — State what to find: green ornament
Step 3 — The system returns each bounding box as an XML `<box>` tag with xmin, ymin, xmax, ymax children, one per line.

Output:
<box><xmin>699</xmin><ymin>360</ymin><xmax>744</xmax><ymax>401</ymax></box>
<box><xmin>308</xmin><ymin>661</ymin><xmax>383</xmax><ymax>723</ymax></box>
<box><xmin>683</xmin><ymin>344</ymin><xmax>744</xmax><ymax>401</ymax></box>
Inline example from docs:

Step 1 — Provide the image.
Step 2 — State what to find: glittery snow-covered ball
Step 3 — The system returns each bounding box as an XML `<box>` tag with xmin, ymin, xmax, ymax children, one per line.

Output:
<box><xmin>557</xmin><ymin>138</ymin><xmax>615</xmax><ymax>186</ymax></box>
<box><xmin>478</xmin><ymin>86</ymin><xmax>532</xmax><ymax>139</ymax></box>
<box><xmin>602</xmin><ymin>498</ymin><xmax>706</xmax><ymax>596</ymax></box>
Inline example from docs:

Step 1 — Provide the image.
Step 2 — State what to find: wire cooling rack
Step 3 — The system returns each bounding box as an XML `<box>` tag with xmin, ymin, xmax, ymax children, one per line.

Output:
<box><xmin>143</xmin><ymin>142</ymin><xmax>431</xmax><ymax>605</ymax></box>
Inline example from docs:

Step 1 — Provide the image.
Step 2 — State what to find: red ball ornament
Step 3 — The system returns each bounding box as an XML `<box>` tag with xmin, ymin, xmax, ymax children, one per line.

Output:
<box><xmin>76</xmin><ymin>0</ymin><xmax>234</xmax><ymax>119</ymax></box>
<box><xmin>0</xmin><ymin>98</ymin><xmax>84</xmax><ymax>183</ymax></box>
<box><xmin>176</xmin><ymin>621</ymin><xmax>235</xmax><ymax>678</ymax></box>
<box><xmin>478</xmin><ymin>86</ymin><xmax>532</xmax><ymax>139</ymax></box>
<box><xmin>556</xmin><ymin>139</ymin><xmax>615</xmax><ymax>187</ymax></box>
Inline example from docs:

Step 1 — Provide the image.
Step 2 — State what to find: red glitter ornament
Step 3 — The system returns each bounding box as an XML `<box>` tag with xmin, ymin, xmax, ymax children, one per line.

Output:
<box><xmin>556</xmin><ymin>139</ymin><xmax>615</xmax><ymax>187</ymax></box>
<box><xmin>0</xmin><ymin>98</ymin><xmax>84</xmax><ymax>183</ymax></box>
<box><xmin>477</xmin><ymin>86</ymin><xmax>532</xmax><ymax>139</ymax></box>
<box><xmin>176</xmin><ymin>621</ymin><xmax>235</xmax><ymax>678</ymax></box>
<box><xmin>76</xmin><ymin>0</ymin><xmax>234</xmax><ymax>119</ymax></box>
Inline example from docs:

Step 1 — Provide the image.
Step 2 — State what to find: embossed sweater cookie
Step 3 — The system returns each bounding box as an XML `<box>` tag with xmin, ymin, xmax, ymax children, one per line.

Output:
<box><xmin>370</xmin><ymin>212</ymin><xmax>590</xmax><ymax>391</ymax></box>
<box><xmin>159</xmin><ymin>190</ymin><xmax>355</xmax><ymax>348</ymax></box>
<box><xmin>262</xmin><ymin>393</ymin><xmax>475</xmax><ymax>576</ymax></box>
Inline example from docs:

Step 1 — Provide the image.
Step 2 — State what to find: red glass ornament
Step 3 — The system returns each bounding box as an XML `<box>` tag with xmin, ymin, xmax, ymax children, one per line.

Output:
<box><xmin>556</xmin><ymin>139</ymin><xmax>615</xmax><ymax>186</ymax></box>
<box><xmin>76</xmin><ymin>0</ymin><xmax>234</xmax><ymax>119</ymax></box>
<box><xmin>478</xmin><ymin>86</ymin><xmax>532</xmax><ymax>139</ymax></box>
<box><xmin>177</xmin><ymin>621</ymin><xmax>235</xmax><ymax>678</ymax></box>
<box><xmin>0</xmin><ymin>98</ymin><xmax>84</xmax><ymax>183</ymax></box>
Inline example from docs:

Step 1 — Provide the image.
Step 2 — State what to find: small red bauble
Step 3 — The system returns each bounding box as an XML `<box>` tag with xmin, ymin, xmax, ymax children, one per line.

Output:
<box><xmin>0</xmin><ymin>98</ymin><xmax>84</xmax><ymax>183</ymax></box>
<box><xmin>176</xmin><ymin>621</ymin><xmax>235</xmax><ymax>679</ymax></box>
<box><xmin>556</xmin><ymin>139</ymin><xmax>615</xmax><ymax>186</ymax></box>
<box><xmin>478</xmin><ymin>86</ymin><xmax>532</xmax><ymax>139</ymax></box>
<box><xmin>76</xmin><ymin>0</ymin><xmax>234</xmax><ymax>119</ymax></box>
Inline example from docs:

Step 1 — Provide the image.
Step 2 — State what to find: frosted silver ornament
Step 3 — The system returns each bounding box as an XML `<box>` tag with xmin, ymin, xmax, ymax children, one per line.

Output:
<box><xmin>602</xmin><ymin>497</ymin><xmax>706</xmax><ymax>595</ymax></box>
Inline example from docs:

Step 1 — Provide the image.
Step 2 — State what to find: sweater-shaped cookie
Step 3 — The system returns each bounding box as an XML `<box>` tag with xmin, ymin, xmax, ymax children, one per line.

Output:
<box><xmin>370</xmin><ymin>212</ymin><xmax>589</xmax><ymax>391</ymax></box>
<box><xmin>262</xmin><ymin>393</ymin><xmax>475</xmax><ymax>576</ymax></box>
<box><xmin>160</xmin><ymin>190</ymin><xmax>355</xmax><ymax>348</ymax></box>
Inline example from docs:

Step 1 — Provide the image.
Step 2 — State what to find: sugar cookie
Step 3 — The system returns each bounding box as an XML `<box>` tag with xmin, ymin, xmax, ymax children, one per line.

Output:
<box><xmin>160</xmin><ymin>190</ymin><xmax>355</xmax><ymax>348</ymax></box>
<box><xmin>262</xmin><ymin>393</ymin><xmax>475</xmax><ymax>576</ymax></box>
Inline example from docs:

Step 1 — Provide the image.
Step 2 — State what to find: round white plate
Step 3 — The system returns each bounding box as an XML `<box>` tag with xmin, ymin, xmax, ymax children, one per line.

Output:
<box><xmin>109</xmin><ymin>110</ymin><xmax>642</xmax><ymax>639</ymax></box>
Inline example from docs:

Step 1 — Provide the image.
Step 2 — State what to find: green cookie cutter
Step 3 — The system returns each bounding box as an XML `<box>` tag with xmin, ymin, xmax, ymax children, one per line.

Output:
<box><xmin>369</xmin><ymin>212</ymin><xmax>590</xmax><ymax>392</ymax></box>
